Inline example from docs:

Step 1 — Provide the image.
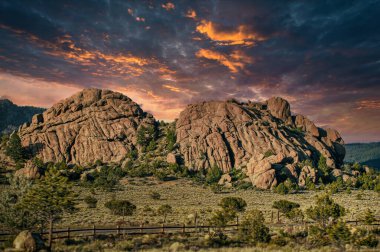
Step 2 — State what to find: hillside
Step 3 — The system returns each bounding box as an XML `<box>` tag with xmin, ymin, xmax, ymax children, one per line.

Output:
<box><xmin>0</xmin><ymin>99</ymin><xmax>45</xmax><ymax>134</ymax></box>
<box><xmin>345</xmin><ymin>142</ymin><xmax>380</xmax><ymax>169</ymax></box>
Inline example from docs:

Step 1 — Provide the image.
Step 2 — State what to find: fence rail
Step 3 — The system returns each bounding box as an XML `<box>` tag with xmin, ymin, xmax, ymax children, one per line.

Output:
<box><xmin>1</xmin><ymin>219</ymin><xmax>379</xmax><ymax>242</ymax></box>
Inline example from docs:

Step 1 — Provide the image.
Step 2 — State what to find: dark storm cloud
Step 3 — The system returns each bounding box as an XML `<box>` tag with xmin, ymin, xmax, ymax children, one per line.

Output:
<box><xmin>0</xmin><ymin>0</ymin><xmax>379</xmax><ymax>142</ymax></box>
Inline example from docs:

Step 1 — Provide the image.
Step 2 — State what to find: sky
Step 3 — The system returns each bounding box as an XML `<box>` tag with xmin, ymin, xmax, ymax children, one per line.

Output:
<box><xmin>0</xmin><ymin>0</ymin><xmax>379</xmax><ymax>143</ymax></box>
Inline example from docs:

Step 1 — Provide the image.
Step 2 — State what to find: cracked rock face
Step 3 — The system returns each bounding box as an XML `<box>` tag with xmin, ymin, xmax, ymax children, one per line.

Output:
<box><xmin>19</xmin><ymin>89</ymin><xmax>155</xmax><ymax>165</ymax></box>
<box><xmin>176</xmin><ymin>98</ymin><xmax>345</xmax><ymax>189</ymax></box>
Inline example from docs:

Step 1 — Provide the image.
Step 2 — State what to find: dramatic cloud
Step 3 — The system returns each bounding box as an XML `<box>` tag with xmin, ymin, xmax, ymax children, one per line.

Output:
<box><xmin>0</xmin><ymin>0</ymin><xmax>379</xmax><ymax>142</ymax></box>
<box><xmin>196</xmin><ymin>20</ymin><xmax>265</xmax><ymax>46</ymax></box>
<box><xmin>196</xmin><ymin>49</ymin><xmax>252</xmax><ymax>73</ymax></box>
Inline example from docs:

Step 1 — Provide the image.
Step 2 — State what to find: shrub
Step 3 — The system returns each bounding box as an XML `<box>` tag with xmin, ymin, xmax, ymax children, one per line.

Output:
<box><xmin>326</xmin><ymin>220</ymin><xmax>351</xmax><ymax>247</ymax></box>
<box><xmin>353</xmin><ymin>228</ymin><xmax>379</xmax><ymax>248</ymax></box>
<box><xmin>306</xmin><ymin>194</ymin><xmax>345</xmax><ymax>226</ymax></box>
<box><xmin>239</xmin><ymin>209</ymin><xmax>271</xmax><ymax>244</ymax></box>
<box><xmin>274</xmin><ymin>183</ymin><xmax>289</xmax><ymax>195</ymax></box>
<box><xmin>84</xmin><ymin>196</ymin><xmax>98</xmax><ymax>208</ymax></box>
<box><xmin>166</xmin><ymin>128</ymin><xmax>176</xmax><ymax>152</ymax></box>
<box><xmin>91</xmin><ymin>166</ymin><xmax>124</xmax><ymax>191</ymax></box>
<box><xmin>137</xmin><ymin>125</ymin><xmax>157</xmax><ymax>151</ymax></box>
<box><xmin>272</xmin><ymin>200</ymin><xmax>300</xmax><ymax>214</ymax></box>
<box><xmin>150</xmin><ymin>192</ymin><xmax>161</xmax><ymax>200</ymax></box>
<box><xmin>219</xmin><ymin>197</ymin><xmax>247</xmax><ymax>213</ymax></box>
<box><xmin>157</xmin><ymin>204</ymin><xmax>173</xmax><ymax>222</ymax></box>
<box><xmin>205</xmin><ymin>165</ymin><xmax>222</xmax><ymax>184</ymax></box>
<box><xmin>264</xmin><ymin>150</ymin><xmax>275</xmax><ymax>158</ymax></box>
<box><xmin>209</xmin><ymin>209</ymin><xmax>236</xmax><ymax>228</ymax></box>
<box><xmin>361</xmin><ymin>208</ymin><xmax>376</xmax><ymax>224</ymax></box>
<box><xmin>318</xmin><ymin>155</ymin><xmax>331</xmax><ymax>179</ymax></box>
<box><xmin>104</xmin><ymin>200</ymin><xmax>136</xmax><ymax>216</ymax></box>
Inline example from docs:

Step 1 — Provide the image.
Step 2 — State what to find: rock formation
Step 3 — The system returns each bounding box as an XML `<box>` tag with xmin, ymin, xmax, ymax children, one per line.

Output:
<box><xmin>19</xmin><ymin>89</ymin><xmax>155</xmax><ymax>165</ymax></box>
<box><xmin>17</xmin><ymin>89</ymin><xmax>347</xmax><ymax>189</ymax></box>
<box><xmin>176</xmin><ymin>97</ymin><xmax>345</xmax><ymax>188</ymax></box>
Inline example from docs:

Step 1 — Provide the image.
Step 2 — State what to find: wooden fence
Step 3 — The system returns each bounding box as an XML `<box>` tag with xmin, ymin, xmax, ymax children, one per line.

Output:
<box><xmin>1</xmin><ymin>218</ymin><xmax>379</xmax><ymax>243</ymax></box>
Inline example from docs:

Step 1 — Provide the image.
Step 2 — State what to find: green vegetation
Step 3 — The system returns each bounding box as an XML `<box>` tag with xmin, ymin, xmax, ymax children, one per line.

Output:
<box><xmin>166</xmin><ymin>128</ymin><xmax>176</xmax><ymax>152</ymax></box>
<box><xmin>83</xmin><ymin>196</ymin><xmax>98</xmax><ymax>208</ymax></box>
<box><xmin>137</xmin><ymin>125</ymin><xmax>157</xmax><ymax>152</ymax></box>
<box><xmin>104</xmin><ymin>199</ymin><xmax>136</xmax><ymax>216</ymax></box>
<box><xmin>218</xmin><ymin>197</ymin><xmax>247</xmax><ymax>213</ymax></box>
<box><xmin>274</xmin><ymin>179</ymin><xmax>298</xmax><ymax>194</ymax></box>
<box><xmin>157</xmin><ymin>204</ymin><xmax>173</xmax><ymax>223</ymax></box>
<box><xmin>5</xmin><ymin>133</ymin><xmax>26</xmax><ymax>166</ymax></box>
<box><xmin>206</xmin><ymin>164</ymin><xmax>222</xmax><ymax>184</ymax></box>
<box><xmin>150</xmin><ymin>191</ymin><xmax>161</xmax><ymax>200</ymax></box>
<box><xmin>239</xmin><ymin>209</ymin><xmax>271</xmax><ymax>244</ymax></box>
<box><xmin>306</xmin><ymin>194</ymin><xmax>345</xmax><ymax>226</ymax></box>
<box><xmin>345</xmin><ymin>142</ymin><xmax>380</xmax><ymax>170</ymax></box>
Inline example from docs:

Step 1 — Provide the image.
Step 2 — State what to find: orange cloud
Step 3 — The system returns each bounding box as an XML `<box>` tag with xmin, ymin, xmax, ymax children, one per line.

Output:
<box><xmin>196</xmin><ymin>20</ymin><xmax>264</xmax><ymax>46</ymax></box>
<box><xmin>185</xmin><ymin>9</ymin><xmax>197</xmax><ymax>19</ymax></box>
<box><xmin>196</xmin><ymin>49</ymin><xmax>252</xmax><ymax>73</ymax></box>
<box><xmin>162</xmin><ymin>2</ymin><xmax>175</xmax><ymax>11</ymax></box>
<box><xmin>356</xmin><ymin>100</ymin><xmax>380</xmax><ymax>109</ymax></box>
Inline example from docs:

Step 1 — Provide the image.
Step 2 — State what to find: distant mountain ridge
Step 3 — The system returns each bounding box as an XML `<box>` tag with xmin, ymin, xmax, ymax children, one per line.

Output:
<box><xmin>345</xmin><ymin>142</ymin><xmax>380</xmax><ymax>170</ymax></box>
<box><xmin>0</xmin><ymin>99</ymin><xmax>45</xmax><ymax>134</ymax></box>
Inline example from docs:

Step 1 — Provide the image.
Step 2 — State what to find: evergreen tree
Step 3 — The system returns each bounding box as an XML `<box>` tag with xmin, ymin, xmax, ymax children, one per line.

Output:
<box><xmin>20</xmin><ymin>168</ymin><xmax>76</xmax><ymax>248</ymax></box>
<box><xmin>5</xmin><ymin>132</ymin><xmax>25</xmax><ymax>164</ymax></box>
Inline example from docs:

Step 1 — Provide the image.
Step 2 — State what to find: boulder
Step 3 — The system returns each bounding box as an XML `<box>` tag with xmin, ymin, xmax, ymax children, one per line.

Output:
<box><xmin>218</xmin><ymin>174</ymin><xmax>232</xmax><ymax>185</ymax></box>
<box><xmin>19</xmin><ymin>89</ymin><xmax>155</xmax><ymax>165</ymax></box>
<box><xmin>167</xmin><ymin>153</ymin><xmax>179</xmax><ymax>164</ymax></box>
<box><xmin>14</xmin><ymin>160</ymin><xmax>41</xmax><ymax>179</ymax></box>
<box><xmin>266</xmin><ymin>97</ymin><xmax>291</xmax><ymax>123</ymax></box>
<box><xmin>331</xmin><ymin>169</ymin><xmax>343</xmax><ymax>178</ymax></box>
<box><xmin>298</xmin><ymin>166</ymin><xmax>317</xmax><ymax>187</ymax></box>
<box><xmin>13</xmin><ymin>230</ymin><xmax>45</xmax><ymax>252</ymax></box>
<box><xmin>169</xmin><ymin>242</ymin><xmax>185</xmax><ymax>252</ymax></box>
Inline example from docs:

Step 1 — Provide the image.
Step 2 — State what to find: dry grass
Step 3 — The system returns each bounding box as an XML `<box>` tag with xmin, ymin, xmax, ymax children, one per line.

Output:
<box><xmin>59</xmin><ymin>177</ymin><xmax>380</xmax><ymax>228</ymax></box>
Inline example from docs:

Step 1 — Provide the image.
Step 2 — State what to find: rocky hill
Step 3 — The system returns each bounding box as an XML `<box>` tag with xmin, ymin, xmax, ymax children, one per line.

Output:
<box><xmin>17</xmin><ymin>89</ymin><xmax>348</xmax><ymax>188</ymax></box>
<box><xmin>0</xmin><ymin>99</ymin><xmax>45</xmax><ymax>134</ymax></box>
<box><xmin>19</xmin><ymin>89</ymin><xmax>155</xmax><ymax>165</ymax></box>
<box><xmin>176</xmin><ymin>98</ymin><xmax>345</xmax><ymax>188</ymax></box>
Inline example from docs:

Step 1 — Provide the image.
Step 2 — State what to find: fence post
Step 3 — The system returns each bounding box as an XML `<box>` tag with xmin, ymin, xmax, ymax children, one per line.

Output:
<box><xmin>236</xmin><ymin>216</ymin><xmax>239</xmax><ymax>226</ymax></box>
<box><xmin>182</xmin><ymin>223</ymin><xmax>186</xmax><ymax>233</ymax></box>
<box><xmin>161</xmin><ymin>223</ymin><xmax>165</xmax><ymax>234</ymax></box>
<box><xmin>67</xmin><ymin>227</ymin><xmax>70</xmax><ymax>240</ymax></box>
<box><xmin>271</xmin><ymin>211</ymin><xmax>274</xmax><ymax>223</ymax></box>
<box><xmin>140</xmin><ymin>223</ymin><xmax>144</xmax><ymax>234</ymax></box>
<box><xmin>277</xmin><ymin>210</ymin><xmax>280</xmax><ymax>223</ymax></box>
<box><xmin>93</xmin><ymin>224</ymin><xmax>96</xmax><ymax>238</ymax></box>
<box><xmin>117</xmin><ymin>225</ymin><xmax>120</xmax><ymax>235</ymax></box>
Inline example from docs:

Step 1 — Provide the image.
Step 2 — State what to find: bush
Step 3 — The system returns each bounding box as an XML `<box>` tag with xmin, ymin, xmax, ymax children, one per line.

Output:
<box><xmin>91</xmin><ymin>166</ymin><xmax>124</xmax><ymax>191</ymax></box>
<box><xmin>150</xmin><ymin>192</ymin><xmax>161</xmax><ymax>200</ymax></box>
<box><xmin>137</xmin><ymin>125</ymin><xmax>157</xmax><ymax>151</ymax></box>
<box><xmin>353</xmin><ymin>228</ymin><xmax>379</xmax><ymax>248</ymax></box>
<box><xmin>239</xmin><ymin>209</ymin><xmax>271</xmax><ymax>244</ymax></box>
<box><xmin>219</xmin><ymin>197</ymin><xmax>247</xmax><ymax>213</ymax></box>
<box><xmin>206</xmin><ymin>165</ymin><xmax>222</xmax><ymax>184</ymax></box>
<box><xmin>326</xmin><ymin>220</ymin><xmax>351</xmax><ymax>247</ymax></box>
<box><xmin>361</xmin><ymin>208</ymin><xmax>376</xmax><ymax>224</ymax></box>
<box><xmin>264</xmin><ymin>150</ymin><xmax>275</xmax><ymax>158</ymax></box>
<box><xmin>318</xmin><ymin>155</ymin><xmax>331</xmax><ymax>179</ymax></box>
<box><xmin>272</xmin><ymin>200</ymin><xmax>300</xmax><ymax>214</ymax></box>
<box><xmin>157</xmin><ymin>204</ymin><xmax>173</xmax><ymax>222</ymax></box>
<box><xmin>306</xmin><ymin>194</ymin><xmax>345</xmax><ymax>226</ymax></box>
<box><xmin>209</xmin><ymin>209</ymin><xmax>236</xmax><ymax>228</ymax></box>
<box><xmin>84</xmin><ymin>196</ymin><xmax>98</xmax><ymax>208</ymax></box>
<box><xmin>166</xmin><ymin>128</ymin><xmax>176</xmax><ymax>152</ymax></box>
<box><xmin>274</xmin><ymin>179</ymin><xmax>298</xmax><ymax>194</ymax></box>
<box><xmin>104</xmin><ymin>200</ymin><xmax>136</xmax><ymax>216</ymax></box>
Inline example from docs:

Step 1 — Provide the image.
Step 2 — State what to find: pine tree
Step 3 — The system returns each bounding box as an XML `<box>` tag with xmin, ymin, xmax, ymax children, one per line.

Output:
<box><xmin>20</xmin><ymin>168</ymin><xmax>76</xmax><ymax>248</ymax></box>
<box><xmin>5</xmin><ymin>132</ymin><xmax>25</xmax><ymax>164</ymax></box>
